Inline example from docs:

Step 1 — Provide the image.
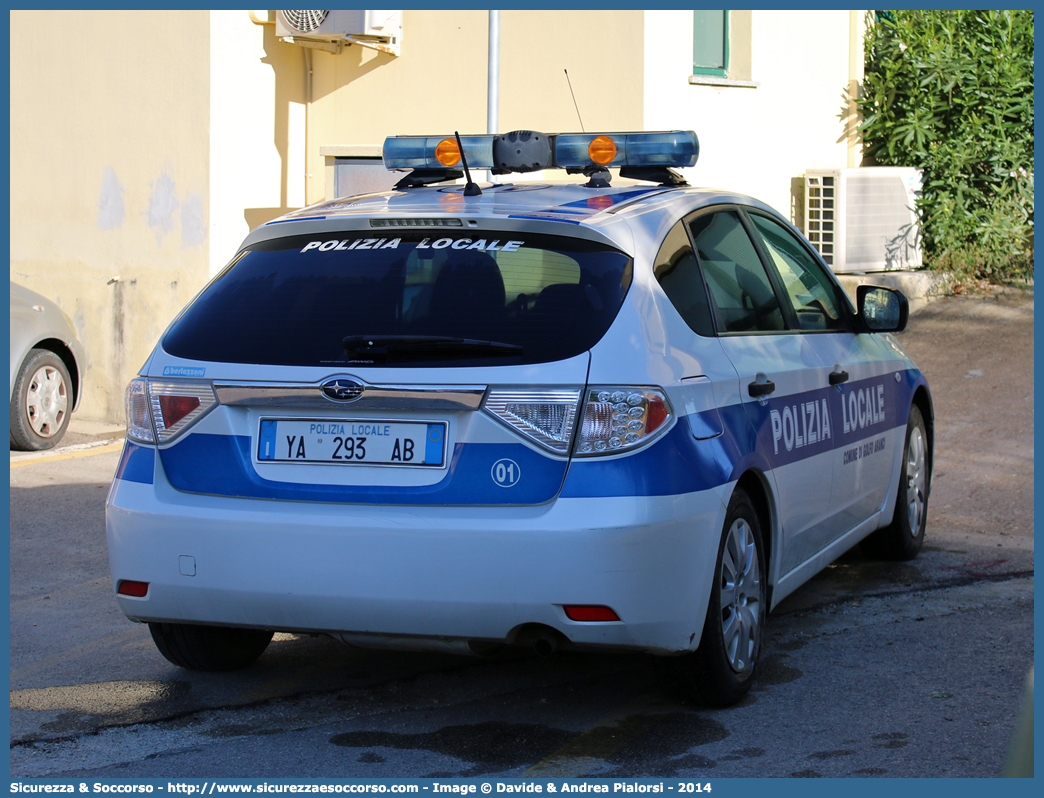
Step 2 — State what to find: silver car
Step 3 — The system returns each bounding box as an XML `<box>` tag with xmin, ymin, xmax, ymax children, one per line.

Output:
<box><xmin>10</xmin><ymin>281</ymin><xmax>86</xmax><ymax>450</ymax></box>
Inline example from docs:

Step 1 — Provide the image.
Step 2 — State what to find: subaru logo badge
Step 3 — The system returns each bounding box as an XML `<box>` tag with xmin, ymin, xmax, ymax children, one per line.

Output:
<box><xmin>320</xmin><ymin>378</ymin><xmax>364</xmax><ymax>403</ymax></box>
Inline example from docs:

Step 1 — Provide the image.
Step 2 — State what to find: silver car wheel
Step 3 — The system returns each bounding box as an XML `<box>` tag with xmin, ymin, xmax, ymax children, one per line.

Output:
<box><xmin>720</xmin><ymin>516</ymin><xmax>762</xmax><ymax>674</ymax></box>
<box><xmin>905</xmin><ymin>425</ymin><xmax>927</xmax><ymax>536</ymax></box>
<box><xmin>26</xmin><ymin>364</ymin><xmax>68</xmax><ymax>438</ymax></box>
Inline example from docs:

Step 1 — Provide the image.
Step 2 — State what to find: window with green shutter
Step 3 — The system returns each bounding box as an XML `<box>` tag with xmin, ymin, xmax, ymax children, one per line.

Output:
<box><xmin>693</xmin><ymin>10</ymin><xmax>729</xmax><ymax>76</ymax></box>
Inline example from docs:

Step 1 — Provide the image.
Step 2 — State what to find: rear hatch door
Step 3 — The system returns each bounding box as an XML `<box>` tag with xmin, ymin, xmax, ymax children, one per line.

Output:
<box><xmin>151</xmin><ymin>227</ymin><xmax>634</xmax><ymax>506</ymax></box>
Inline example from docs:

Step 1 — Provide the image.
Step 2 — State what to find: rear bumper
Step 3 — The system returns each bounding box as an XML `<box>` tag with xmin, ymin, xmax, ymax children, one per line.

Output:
<box><xmin>106</xmin><ymin>447</ymin><xmax>730</xmax><ymax>654</ymax></box>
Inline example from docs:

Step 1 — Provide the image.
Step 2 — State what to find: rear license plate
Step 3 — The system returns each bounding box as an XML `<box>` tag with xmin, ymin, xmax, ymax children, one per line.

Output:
<box><xmin>257</xmin><ymin>418</ymin><xmax>446</xmax><ymax>468</ymax></box>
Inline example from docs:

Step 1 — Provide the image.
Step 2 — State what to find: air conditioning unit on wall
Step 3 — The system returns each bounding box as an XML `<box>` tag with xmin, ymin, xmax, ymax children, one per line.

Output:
<box><xmin>804</xmin><ymin>167</ymin><xmax>922</xmax><ymax>273</ymax></box>
<box><xmin>276</xmin><ymin>10</ymin><xmax>402</xmax><ymax>56</ymax></box>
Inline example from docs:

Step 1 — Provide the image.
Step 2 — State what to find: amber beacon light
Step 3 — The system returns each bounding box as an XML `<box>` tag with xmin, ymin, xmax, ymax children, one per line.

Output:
<box><xmin>434</xmin><ymin>138</ymin><xmax>462</xmax><ymax>167</ymax></box>
<box><xmin>588</xmin><ymin>135</ymin><xmax>618</xmax><ymax>166</ymax></box>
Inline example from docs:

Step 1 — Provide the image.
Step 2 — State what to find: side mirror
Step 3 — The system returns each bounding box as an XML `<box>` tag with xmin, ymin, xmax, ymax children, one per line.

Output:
<box><xmin>857</xmin><ymin>285</ymin><xmax>909</xmax><ymax>333</ymax></box>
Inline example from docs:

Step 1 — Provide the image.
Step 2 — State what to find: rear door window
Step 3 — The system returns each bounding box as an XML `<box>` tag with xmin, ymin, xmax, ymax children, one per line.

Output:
<box><xmin>163</xmin><ymin>231</ymin><xmax>632</xmax><ymax>367</ymax></box>
<box><xmin>654</xmin><ymin>220</ymin><xmax>714</xmax><ymax>337</ymax></box>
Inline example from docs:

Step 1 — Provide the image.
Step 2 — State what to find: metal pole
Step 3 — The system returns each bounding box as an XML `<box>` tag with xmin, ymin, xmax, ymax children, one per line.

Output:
<box><xmin>487</xmin><ymin>10</ymin><xmax>500</xmax><ymax>183</ymax></box>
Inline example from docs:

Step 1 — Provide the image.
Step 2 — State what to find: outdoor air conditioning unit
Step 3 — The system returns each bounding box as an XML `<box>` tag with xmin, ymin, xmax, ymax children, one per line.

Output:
<box><xmin>804</xmin><ymin>167</ymin><xmax>922</xmax><ymax>273</ymax></box>
<box><xmin>276</xmin><ymin>10</ymin><xmax>402</xmax><ymax>56</ymax></box>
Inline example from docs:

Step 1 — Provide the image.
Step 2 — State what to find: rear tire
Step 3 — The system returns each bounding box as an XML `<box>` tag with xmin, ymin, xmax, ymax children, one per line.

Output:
<box><xmin>148</xmin><ymin>622</ymin><xmax>273</xmax><ymax>671</ymax></box>
<box><xmin>862</xmin><ymin>405</ymin><xmax>929</xmax><ymax>561</ymax></box>
<box><xmin>10</xmin><ymin>348</ymin><xmax>72</xmax><ymax>451</ymax></box>
<box><xmin>662</xmin><ymin>487</ymin><xmax>766</xmax><ymax>707</ymax></box>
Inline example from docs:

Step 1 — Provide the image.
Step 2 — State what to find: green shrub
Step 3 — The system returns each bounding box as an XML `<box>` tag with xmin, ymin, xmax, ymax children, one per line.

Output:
<box><xmin>858</xmin><ymin>10</ymin><xmax>1033</xmax><ymax>284</ymax></box>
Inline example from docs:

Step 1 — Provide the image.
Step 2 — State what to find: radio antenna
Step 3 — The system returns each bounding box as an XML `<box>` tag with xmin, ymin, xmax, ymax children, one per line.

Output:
<box><xmin>564</xmin><ymin>69</ymin><xmax>585</xmax><ymax>132</ymax></box>
<box><xmin>455</xmin><ymin>131</ymin><xmax>482</xmax><ymax>196</ymax></box>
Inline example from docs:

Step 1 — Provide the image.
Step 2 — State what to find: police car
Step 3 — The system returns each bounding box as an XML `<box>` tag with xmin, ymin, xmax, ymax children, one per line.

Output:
<box><xmin>106</xmin><ymin>130</ymin><xmax>932</xmax><ymax>706</ymax></box>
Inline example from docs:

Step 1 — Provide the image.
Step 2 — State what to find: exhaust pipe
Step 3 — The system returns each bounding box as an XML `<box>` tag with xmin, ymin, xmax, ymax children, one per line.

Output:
<box><xmin>510</xmin><ymin>623</ymin><xmax>569</xmax><ymax>656</ymax></box>
<box><xmin>533</xmin><ymin>633</ymin><xmax>559</xmax><ymax>657</ymax></box>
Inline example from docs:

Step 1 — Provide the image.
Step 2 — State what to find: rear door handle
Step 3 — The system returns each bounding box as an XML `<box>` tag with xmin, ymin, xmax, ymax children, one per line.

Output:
<box><xmin>748</xmin><ymin>378</ymin><xmax>776</xmax><ymax>397</ymax></box>
<box><xmin>829</xmin><ymin>369</ymin><xmax>850</xmax><ymax>386</ymax></box>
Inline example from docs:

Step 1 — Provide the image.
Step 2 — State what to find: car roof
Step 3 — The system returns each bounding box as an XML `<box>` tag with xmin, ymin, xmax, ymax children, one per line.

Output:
<box><xmin>241</xmin><ymin>181</ymin><xmax>783</xmax><ymax>254</ymax></box>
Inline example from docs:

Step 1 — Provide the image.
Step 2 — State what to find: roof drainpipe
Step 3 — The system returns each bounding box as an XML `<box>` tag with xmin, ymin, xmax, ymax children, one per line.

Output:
<box><xmin>304</xmin><ymin>47</ymin><xmax>313</xmax><ymax>205</ymax></box>
<box><xmin>487</xmin><ymin>10</ymin><xmax>500</xmax><ymax>184</ymax></box>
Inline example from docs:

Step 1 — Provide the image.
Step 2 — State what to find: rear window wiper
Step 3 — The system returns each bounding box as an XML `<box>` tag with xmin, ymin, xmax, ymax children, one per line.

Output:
<box><xmin>343</xmin><ymin>335</ymin><xmax>523</xmax><ymax>360</ymax></box>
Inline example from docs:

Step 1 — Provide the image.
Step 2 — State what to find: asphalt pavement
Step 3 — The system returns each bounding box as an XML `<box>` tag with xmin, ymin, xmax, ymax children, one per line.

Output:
<box><xmin>9</xmin><ymin>286</ymin><xmax>1034</xmax><ymax>779</ymax></box>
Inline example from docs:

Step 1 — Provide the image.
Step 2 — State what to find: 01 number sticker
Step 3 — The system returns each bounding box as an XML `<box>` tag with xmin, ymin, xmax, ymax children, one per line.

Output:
<box><xmin>491</xmin><ymin>458</ymin><xmax>521</xmax><ymax>488</ymax></box>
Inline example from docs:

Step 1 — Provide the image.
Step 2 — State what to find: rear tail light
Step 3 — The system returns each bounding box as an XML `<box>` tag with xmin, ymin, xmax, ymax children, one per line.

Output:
<box><xmin>482</xmin><ymin>388</ymin><xmax>583</xmax><ymax>454</ymax></box>
<box><xmin>575</xmin><ymin>386</ymin><xmax>673</xmax><ymax>455</ymax></box>
<box><xmin>125</xmin><ymin>378</ymin><xmax>217</xmax><ymax>445</ymax></box>
<box><xmin>117</xmin><ymin>580</ymin><xmax>149</xmax><ymax>598</ymax></box>
<box><xmin>126</xmin><ymin>378</ymin><xmax>154</xmax><ymax>443</ymax></box>
<box><xmin>158</xmin><ymin>394</ymin><xmax>201</xmax><ymax>427</ymax></box>
<box><xmin>148</xmin><ymin>381</ymin><xmax>216</xmax><ymax>443</ymax></box>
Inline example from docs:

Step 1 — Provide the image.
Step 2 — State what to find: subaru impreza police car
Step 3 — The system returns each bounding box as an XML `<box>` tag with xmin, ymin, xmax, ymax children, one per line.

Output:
<box><xmin>106</xmin><ymin>130</ymin><xmax>932</xmax><ymax>705</ymax></box>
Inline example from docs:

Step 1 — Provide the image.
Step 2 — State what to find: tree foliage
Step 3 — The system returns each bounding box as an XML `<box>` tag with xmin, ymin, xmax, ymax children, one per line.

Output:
<box><xmin>858</xmin><ymin>10</ymin><xmax>1034</xmax><ymax>283</ymax></box>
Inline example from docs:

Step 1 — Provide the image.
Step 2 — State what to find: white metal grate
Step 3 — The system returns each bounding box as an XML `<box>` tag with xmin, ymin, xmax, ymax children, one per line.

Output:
<box><xmin>804</xmin><ymin>168</ymin><xmax>921</xmax><ymax>273</ymax></box>
<box><xmin>280</xmin><ymin>10</ymin><xmax>329</xmax><ymax>33</ymax></box>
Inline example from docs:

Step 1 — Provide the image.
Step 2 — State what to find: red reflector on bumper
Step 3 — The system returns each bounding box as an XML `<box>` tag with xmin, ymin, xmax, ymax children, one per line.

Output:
<box><xmin>564</xmin><ymin>605</ymin><xmax>620</xmax><ymax>622</ymax></box>
<box><xmin>117</xmin><ymin>580</ymin><xmax>149</xmax><ymax>598</ymax></box>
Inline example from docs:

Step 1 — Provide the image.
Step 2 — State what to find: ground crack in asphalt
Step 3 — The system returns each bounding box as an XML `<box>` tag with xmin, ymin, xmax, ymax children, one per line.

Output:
<box><xmin>774</xmin><ymin>569</ymin><xmax>1033</xmax><ymax>617</ymax></box>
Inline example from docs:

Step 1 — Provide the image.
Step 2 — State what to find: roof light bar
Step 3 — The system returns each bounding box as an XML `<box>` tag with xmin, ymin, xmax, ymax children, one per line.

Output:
<box><xmin>383</xmin><ymin>130</ymin><xmax>699</xmax><ymax>175</ymax></box>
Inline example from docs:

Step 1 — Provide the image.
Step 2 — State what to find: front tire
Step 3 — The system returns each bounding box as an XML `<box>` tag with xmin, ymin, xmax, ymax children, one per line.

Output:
<box><xmin>149</xmin><ymin>622</ymin><xmax>273</xmax><ymax>671</ymax></box>
<box><xmin>862</xmin><ymin>404</ymin><xmax>929</xmax><ymax>561</ymax></box>
<box><xmin>663</xmin><ymin>487</ymin><xmax>766</xmax><ymax>706</ymax></box>
<box><xmin>10</xmin><ymin>348</ymin><xmax>72</xmax><ymax>451</ymax></box>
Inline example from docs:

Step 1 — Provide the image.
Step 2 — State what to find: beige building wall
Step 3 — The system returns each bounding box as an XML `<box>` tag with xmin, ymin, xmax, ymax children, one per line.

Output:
<box><xmin>305</xmin><ymin>10</ymin><xmax>645</xmax><ymax>204</ymax></box>
<box><xmin>643</xmin><ymin>9</ymin><xmax>865</xmax><ymax>224</ymax></box>
<box><xmin>10</xmin><ymin>10</ymin><xmax>212</xmax><ymax>423</ymax></box>
<box><xmin>210</xmin><ymin>11</ymin><xmax>303</xmax><ymax>277</ymax></box>
<box><xmin>10</xmin><ymin>10</ymin><xmax>864</xmax><ymax>424</ymax></box>
<box><xmin>10</xmin><ymin>11</ymin><xmax>296</xmax><ymax>423</ymax></box>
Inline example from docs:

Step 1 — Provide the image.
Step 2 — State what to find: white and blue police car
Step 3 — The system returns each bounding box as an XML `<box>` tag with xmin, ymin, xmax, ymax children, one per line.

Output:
<box><xmin>106</xmin><ymin>130</ymin><xmax>932</xmax><ymax>705</ymax></box>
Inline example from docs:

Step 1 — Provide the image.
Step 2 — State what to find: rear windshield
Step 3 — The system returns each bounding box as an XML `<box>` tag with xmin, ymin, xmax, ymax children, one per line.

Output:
<box><xmin>163</xmin><ymin>230</ymin><xmax>633</xmax><ymax>367</ymax></box>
